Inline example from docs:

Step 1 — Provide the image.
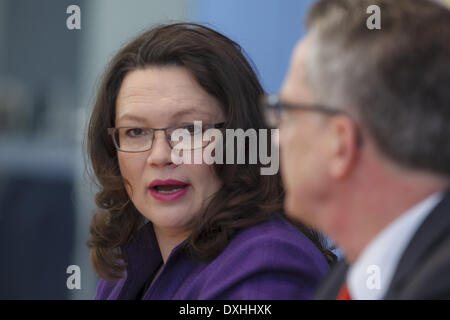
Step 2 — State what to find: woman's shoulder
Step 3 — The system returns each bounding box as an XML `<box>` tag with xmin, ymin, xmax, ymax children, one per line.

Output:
<box><xmin>208</xmin><ymin>214</ymin><xmax>330</xmax><ymax>275</ymax></box>
<box><xmin>228</xmin><ymin>214</ymin><xmax>326</xmax><ymax>260</ymax></box>
<box><xmin>185</xmin><ymin>214</ymin><xmax>330</xmax><ymax>299</ymax></box>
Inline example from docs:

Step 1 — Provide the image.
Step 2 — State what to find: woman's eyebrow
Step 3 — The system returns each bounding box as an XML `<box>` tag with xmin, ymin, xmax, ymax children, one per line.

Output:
<box><xmin>171</xmin><ymin>109</ymin><xmax>214</xmax><ymax>121</ymax></box>
<box><xmin>116</xmin><ymin>114</ymin><xmax>147</xmax><ymax>123</ymax></box>
<box><xmin>116</xmin><ymin>108</ymin><xmax>217</xmax><ymax>125</ymax></box>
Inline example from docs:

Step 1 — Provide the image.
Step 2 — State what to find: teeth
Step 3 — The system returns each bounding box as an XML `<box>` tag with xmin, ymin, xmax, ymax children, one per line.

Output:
<box><xmin>157</xmin><ymin>187</ymin><xmax>183</xmax><ymax>194</ymax></box>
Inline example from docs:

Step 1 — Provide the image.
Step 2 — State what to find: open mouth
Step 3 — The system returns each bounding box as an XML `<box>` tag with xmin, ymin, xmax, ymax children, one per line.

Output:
<box><xmin>148</xmin><ymin>179</ymin><xmax>190</xmax><ymax>201</ymax></box>
<box><xmin>151</xmin><ymin>184</ymin><xmax>189</xmax><ymax>194</ymax></box>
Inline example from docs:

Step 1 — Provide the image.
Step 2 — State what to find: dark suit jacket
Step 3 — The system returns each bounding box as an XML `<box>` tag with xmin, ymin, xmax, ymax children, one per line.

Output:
<box><xmin>316</xmin><ymin>190</ymin><xmax>450</xmax><ymax>299</ymax></box>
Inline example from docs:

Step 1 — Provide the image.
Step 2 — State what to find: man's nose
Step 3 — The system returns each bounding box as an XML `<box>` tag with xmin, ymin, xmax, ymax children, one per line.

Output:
<box><xmin>146</xmin><ymin>131</ymin><xmax>174</xmax><ymax>168</ymax></box>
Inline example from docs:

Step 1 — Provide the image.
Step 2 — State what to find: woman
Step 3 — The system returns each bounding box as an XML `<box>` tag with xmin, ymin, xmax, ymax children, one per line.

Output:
<box><xmin>87</xmin><ymin>23</ymin><xmax>335</xmax><ymax>300</ymax></box>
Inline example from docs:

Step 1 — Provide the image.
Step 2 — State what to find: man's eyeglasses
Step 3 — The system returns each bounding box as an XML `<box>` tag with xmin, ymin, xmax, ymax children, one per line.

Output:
<box><xmin>261</xmin><ymin>94</ymin><xmax>345</xmax><ymax>128</ymax></box>
<box><xmin>261</xmin><ymin>94</ymin><xmax>363</xmax><ymax>146</ymax></box>
<box><xmin>108</xmin><ymin>122</ymin><xmax>225</xmax><ymax>153</ymax></box>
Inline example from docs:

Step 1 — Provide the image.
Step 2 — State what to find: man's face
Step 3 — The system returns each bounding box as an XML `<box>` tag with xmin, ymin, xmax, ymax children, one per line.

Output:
<box><xmin>279</xmin><ymin>37</ymin><xmax>332</xmax><ymax>230</ymax></box>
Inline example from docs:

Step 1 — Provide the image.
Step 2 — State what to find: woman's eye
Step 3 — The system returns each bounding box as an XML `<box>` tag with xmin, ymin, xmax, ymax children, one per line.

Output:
<box><xmin>185</xmin><ymin>124</ymin><xmax>202</xmax><ymax>135</ymax></box>
<box><xmin>126</xmin><ymin>128</ymin><xmax>146</xmax><ymax>137</ymax></box>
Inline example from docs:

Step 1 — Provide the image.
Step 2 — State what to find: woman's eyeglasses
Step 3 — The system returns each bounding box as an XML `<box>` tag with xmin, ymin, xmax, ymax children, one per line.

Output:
<box><xmin>108</xmin><ymin>122</ymin><xmax>225</xmax><ymax>153</ymax></box>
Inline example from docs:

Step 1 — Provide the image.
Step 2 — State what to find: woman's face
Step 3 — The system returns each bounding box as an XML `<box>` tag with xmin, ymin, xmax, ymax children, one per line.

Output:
<box><xmin>115</xmin><ymin>66</ymin><xmax>225</xmax><ymax>237</ymax></box>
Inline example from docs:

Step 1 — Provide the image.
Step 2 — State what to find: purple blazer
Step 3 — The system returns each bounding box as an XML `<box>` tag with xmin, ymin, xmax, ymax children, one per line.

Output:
<box><xmin>95</xmin><ymin>215</ymin><xmax>330</xmax><ymax>300</ymax></box>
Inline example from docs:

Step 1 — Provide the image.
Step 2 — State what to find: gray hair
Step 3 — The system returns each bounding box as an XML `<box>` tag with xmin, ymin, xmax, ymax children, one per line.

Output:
<box><xmin>305</xmin><ymin>0</ymin><xmax>450</xmax><ymax>177</ymax></box>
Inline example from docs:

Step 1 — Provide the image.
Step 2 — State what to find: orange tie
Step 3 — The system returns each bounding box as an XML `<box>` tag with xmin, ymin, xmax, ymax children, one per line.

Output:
<box><xmin>337</xmin><ymin>283</ymin><xmax>352</xmax><ymax>300</ymax></box>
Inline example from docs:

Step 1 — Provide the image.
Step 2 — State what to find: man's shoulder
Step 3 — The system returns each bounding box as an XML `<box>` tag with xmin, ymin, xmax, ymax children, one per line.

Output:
<box><xmin>393</xmin><ymin>232</ymin><xmax>450</xmax><ymax>299</ymax></box>
<box><xmin>386</xmin><ymin>191</ymin><xmax>450</xmax><ymax>299</ymax></box>
<box><xmin>314</xmin><ymin>259</ymin><xmax>348</xmax><ymax>300</ymax></box>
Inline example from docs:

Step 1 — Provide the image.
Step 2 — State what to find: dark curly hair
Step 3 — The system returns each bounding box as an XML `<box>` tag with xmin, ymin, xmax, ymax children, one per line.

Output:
<box><xmin>86</xmin><ymin>22</ymin><xmax>336</xmax><ymax>280</ymax></box>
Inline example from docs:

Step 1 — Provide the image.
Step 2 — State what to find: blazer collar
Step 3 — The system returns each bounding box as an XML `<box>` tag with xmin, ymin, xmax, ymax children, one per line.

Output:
<box><xmin>315</xmin><ymin>259</ymin><xmax>349</xmax><ymax>299</ymax></box>
<box><xmin>118</xmin><ymin>222</ymin><xmax>162</xmax><ymax>299</ymax></box>
<box><xmin>384</xmin><ymin>189</ymin><xmax>450</xmax><ymax>298</ymax></box>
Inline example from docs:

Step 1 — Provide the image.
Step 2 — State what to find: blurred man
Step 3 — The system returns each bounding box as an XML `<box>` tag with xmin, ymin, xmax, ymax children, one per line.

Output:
<box><xmin>269</xmin><ymin>0</ymin><xmax>450</xmax><ymax>299</ymax></box>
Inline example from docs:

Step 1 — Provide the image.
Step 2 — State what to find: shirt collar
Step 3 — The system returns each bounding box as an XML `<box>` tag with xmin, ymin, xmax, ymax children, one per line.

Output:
<box><xmin>347</xmin><ymin>192</ymin><xmax>443</xmax><ymax>300</ymax></box>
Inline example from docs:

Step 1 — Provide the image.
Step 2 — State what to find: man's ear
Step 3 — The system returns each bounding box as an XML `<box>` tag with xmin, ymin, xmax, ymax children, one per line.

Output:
<box><xmin>326</xmin><ymin>115</ymin><xmax>360</xmax><ymax>179</ymax></box>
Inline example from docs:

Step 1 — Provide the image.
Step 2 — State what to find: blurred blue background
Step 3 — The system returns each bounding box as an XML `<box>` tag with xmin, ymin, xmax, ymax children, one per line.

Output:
<box><xmin>0</xmin><ymin>0</ymin><xmax>314</xmax><ymax>299</ymax></box>
<box><xmin>192</xmin><ymin>0</ymin><xmax>314</xmax><ymax>93</ymax></box>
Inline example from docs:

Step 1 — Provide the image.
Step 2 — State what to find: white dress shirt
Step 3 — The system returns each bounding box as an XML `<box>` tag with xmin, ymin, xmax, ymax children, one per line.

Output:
<box><xmin>347</xmin><ymin>192</ymin><xmax>443</xmax><ymax>300</ymax></box>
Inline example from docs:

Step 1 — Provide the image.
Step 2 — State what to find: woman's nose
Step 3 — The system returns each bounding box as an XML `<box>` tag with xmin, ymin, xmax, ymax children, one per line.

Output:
<box><xmin>146</xmin><ymin>131</ymin><xmax>174</xmax><ymax>168</ymax></box>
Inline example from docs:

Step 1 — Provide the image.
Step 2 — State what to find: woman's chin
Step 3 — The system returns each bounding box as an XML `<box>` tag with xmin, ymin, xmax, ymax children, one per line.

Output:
<box><xmin>142</xmin><ymin>206</ymin><xmax>195</xmax><ymax>231</ymax></box>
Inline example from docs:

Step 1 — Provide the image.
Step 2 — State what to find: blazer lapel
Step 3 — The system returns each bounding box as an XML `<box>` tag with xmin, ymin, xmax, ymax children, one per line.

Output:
<box><xmin>384</xmin><ymin>190</ymin><xmax>450</xmax><ymax>299</ymax></box>
<box><xmin>315</xmin><ymin>259</ymin><xmax>349</xmax><ymax>299</ymax></box>
<box><xmin>118</xmin><ymin>222</ymin><xmax>163</xmax><ymax>299</ymax></box>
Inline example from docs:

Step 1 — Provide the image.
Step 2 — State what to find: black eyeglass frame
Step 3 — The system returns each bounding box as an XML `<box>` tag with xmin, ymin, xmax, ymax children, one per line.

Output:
<box><xmin>107</xmin><ymin>122</ymin><xmax>226</xmax><ymax>153</ymax></box>
<box><xmin>263</xmin><ymin>94</ymin><xmax>345</xmax><ymax>119</ymax></box>
<box><xmin>262</xmin><ymin>94</ymin><xmax>364</xmax><ymax>146</ymax></box>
